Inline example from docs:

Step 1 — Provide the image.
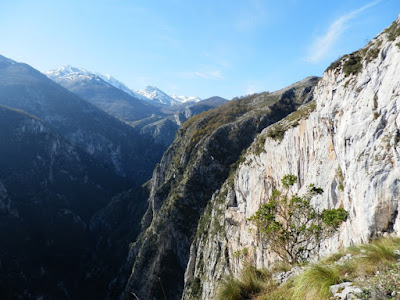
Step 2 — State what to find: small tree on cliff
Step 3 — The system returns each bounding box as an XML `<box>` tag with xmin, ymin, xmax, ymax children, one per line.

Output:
<box><xmin>249</xmin><ymin>175</ymin><xmax>348</xmax><ymax>264</ymax></box>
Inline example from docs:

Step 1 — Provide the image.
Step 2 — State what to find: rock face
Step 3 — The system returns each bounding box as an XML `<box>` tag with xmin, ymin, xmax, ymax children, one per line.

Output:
<box><xmin>122</xmin><ymin>77</ymin><xmax>319</xmax><ymax>299</ymax></box>
<box><xmin>182</xmin><ymin>18</ymin><xmax>400</xmax><ymax>299</ymax></box>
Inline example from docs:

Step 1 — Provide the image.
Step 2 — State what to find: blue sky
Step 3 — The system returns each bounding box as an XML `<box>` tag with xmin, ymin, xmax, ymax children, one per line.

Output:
<box><xmin>0</xmin><ymin>0</ymin><xmax>399</xmax><ymax>99</ymax></box>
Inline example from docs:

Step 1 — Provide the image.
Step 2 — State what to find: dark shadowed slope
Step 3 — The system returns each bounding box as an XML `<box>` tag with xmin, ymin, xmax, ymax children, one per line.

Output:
<box><xmin>0</xmin><ymin>104</ymin><xmax>131</xmax><ymax>299</ymax></box>
<box><xmin>0</xmin><ymin>55</ymin><xmax>163</xmax><ymax>184</ymax></box>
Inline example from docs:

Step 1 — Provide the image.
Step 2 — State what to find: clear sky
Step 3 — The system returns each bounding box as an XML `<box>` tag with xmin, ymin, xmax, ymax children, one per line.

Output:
<box><xmin>0</xmin><ymin>0</ymin><xmax>399</xmax><ymax>99</ymax></box>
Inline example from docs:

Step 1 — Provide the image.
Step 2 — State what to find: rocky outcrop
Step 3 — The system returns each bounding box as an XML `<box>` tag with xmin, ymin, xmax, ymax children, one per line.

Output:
<box><xmin>122</xmin><ymin>77</ymin><xmax>319</xmax><ymax>299</ymax></box>
<box><xmin>183</xmin><ymin>17</ymin><xmax>400</xmax><ymax>299</ymax></box>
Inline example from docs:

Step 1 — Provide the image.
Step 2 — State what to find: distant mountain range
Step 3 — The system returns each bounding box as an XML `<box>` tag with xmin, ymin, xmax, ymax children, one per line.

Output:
<box><xmin>0</xmin><ymin>55</ymin><xmax>164</xmax><ymax>184</ymax></box>
<box><xmin>44</xmin><ymin>64</ymin><xmax>227</xmax><ymax>148</ymax></box>
<box><xmin>0</xmin><ymin>54</ymin><xmax>228</xmax><ymax>299</ymax></box>
<box><xmin>45</xmin><ymin>65</ymin><xmax>201</xmax><ymax>107</ymax></box>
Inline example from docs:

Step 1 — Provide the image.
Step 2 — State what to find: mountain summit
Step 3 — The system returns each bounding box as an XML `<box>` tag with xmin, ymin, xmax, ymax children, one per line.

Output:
<box><xmin>137</xmin><ymin>85</ymin><xmax>201</xmax><ymax>106</ymax></box>
<box><xmin>45</xmin><ymin>65</ymin><xmax>163</xmax><ymax>122</ymax></box>
<box><xmin>44</xmin><ymin>65</ymin><xmax>146</xmax><ymax>100</ymax></box>
<box><xmin>45</xmin><ymin>66</ymin><xmax>201</xmax><ymax>106</ymax></box>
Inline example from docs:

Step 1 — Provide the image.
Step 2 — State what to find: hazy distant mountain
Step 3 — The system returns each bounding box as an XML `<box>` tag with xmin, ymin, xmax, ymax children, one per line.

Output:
<box><xmin>0</xmin><ymin>55</ymin><xmax>163</xmax><ymax>184</ymax></box>
<box><xmin>45</xmin><ymin>65</ymin><xmax>162</xmax><ymax>123</ymax></box>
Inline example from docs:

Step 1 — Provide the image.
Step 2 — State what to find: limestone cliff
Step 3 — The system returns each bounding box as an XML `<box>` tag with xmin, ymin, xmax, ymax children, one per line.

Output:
<box><xmin>122</xmin><ymin>77</ymin><xmax>318</xmax><ymax>299</ymax></box>
<box><xmin>182</xmin><ymin>17</ymin><xmax>400</xmax><ymax>299</ymax></box>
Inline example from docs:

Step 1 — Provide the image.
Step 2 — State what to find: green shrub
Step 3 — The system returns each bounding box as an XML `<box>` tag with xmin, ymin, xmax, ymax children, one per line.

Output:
<box><xmin>343</xmin><ymin>54</ymin><xmax>363</xmax><ymax>76</ymax></box>
<box><xmin>322</xmin><ymin>208</ymin><xmax>349</xmax><ymax>229</ymax></box>
<box><xmin>249</xmin><ymin>175</ymin><xmax>348</xmax><ymax>264</ymax></box>
<box><xmin>326</xmin><ymin>58</ymin><xmax>342</xmax><ymax>72</ymax></box>
<box><xmin>265</xmin><ymin>101</ymin><xmax>316</xmax><ymax>142</ymax></box>
<box><xmin>266</xmin><ymin>124</ymin><xmax>286</xmax><ymax>141</ymax></box>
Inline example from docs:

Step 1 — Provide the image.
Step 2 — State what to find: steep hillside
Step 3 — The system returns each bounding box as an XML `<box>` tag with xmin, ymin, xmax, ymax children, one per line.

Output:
<box><xmin>131</xmin><ymin>96</ymin><xmax>228</xmax><ymax>148</ymax></box>
<box><xmin>182</xmin><ymin>17</ymin><xmax>400</xmax><ymax>299</ymax></box>
<box><xmin>45</xmin><ymin>65</ymin><xmax>227</xmax><ymax>158</ymax></box>
<box><xmin>0</xmin><ymin>105</ymin><xmax>129</xmax><ymax>299</ymax></box>
<box><xmin>0</xmin><ymin>56</ymin><xmax>161</xmax><ymax>184</ymax></box>
<box><xmin>122</xmin><ymin>77</ymin><xmax>319</xmax><ymax>299</ymax></box>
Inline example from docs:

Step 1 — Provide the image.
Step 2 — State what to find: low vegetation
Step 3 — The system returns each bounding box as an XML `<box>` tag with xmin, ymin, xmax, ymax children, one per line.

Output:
<box><xmin>181</xmin><ymin>98</ymin><xmax>250</xmax><ymax>151</ymax></box>
<box><xmin>337</xmin><ymin>167</ymin><xmax>344</xmax><ymax>191</ymax></box>
<box><xmin>325</xmin><ymin>19</ymin><xmax>400</xmax><ymax>78</ymax></box>
<box><xmin>217</xmin><ymin>265</ymin><xmax>275</xmax><ymax>300</ymax></box>
<box><xmin>326</xmin><ymin>32</ymin><xmax>384</xmax><ymax>75</ymax></box>
<box><xmin>217</xmin><ymin>236</ymin><xmax>400</xmax><ymax>300</ymax></box>
<box><xmin>265</xmin><ymin>101</ymin><xmax>316</xmax><ymax>142</ymax></box>
<box><xmin>385</xmin><ymin>20</ymin><xmax>400</xmax><ymax>41</ymax></box>
<box><xmin>292</xmin><ymin>264</ymin><xmax>341</xmax><ymax>300</ymax></box>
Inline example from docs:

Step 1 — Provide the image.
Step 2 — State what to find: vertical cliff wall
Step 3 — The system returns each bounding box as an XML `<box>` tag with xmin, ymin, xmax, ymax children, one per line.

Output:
<box><xmin>183</xmin><ymin>17</ymin><xmax>400</xmax><ymax>299</ymax></box>
<box><xmin>122</xmin><ymin>78</ymin><xmax>319</xmax><ymax>299</ymax></box>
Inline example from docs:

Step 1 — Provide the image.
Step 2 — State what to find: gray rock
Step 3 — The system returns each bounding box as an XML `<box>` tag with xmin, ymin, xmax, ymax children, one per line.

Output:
<box><xmin>273</xmin><ymin>266</ymin><xmax>303</xmax><ymax>285</ymax></box>
<box><xmin>330</xmin><ymin>282</ymin><xmax>362</xmax><ymax>299</ymax></box>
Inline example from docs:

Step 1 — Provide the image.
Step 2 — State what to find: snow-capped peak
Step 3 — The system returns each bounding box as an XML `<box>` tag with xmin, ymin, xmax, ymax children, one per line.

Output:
<box><xmin>135</xmin><ymin>86</ymin><xmax>202</xmax><ymax>105</ymax></box>
<box><xmin>45</xmin><ymin>66</ymin><xmax>201</xmax><ymax>106</ymax></box>
<box><xmin>94</xmin><ymin>73</ymin><xmax>149</xmax><ymax>100</ymax></box>
<box><xmin>171</xmin><ymin>94</ymin><xmax>201</xmax><ymax>103</ymax></box>
<box><xmin>136</xmin><ymin>86</ymin><xmax>180</xmax><ymax>105</ymax></box>
<box><xmin>44</xmin><ymin>65</ymin><xmax>97</xmax><ymax>81</ymax></box>
<box><xmin>45</xmin><ymin>65</ymin><xmax>89</xmax><ymax>76</ymax></box>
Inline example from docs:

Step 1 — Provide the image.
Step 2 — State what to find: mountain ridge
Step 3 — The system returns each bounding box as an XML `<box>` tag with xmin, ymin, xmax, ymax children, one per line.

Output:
<box><xmin>45</xmin><ymin>65</ymin><xmax>201</xmax><ymax>106</ymax></box>
<box><xmin>0</xmin><ymin>55</ymin><xmax>162</xmax><ymax>184</ymax></box>
<box><xmin>121</xmin><ymin>76</ymin><xmax>319</xmax><ymax>299</ymax></box>
<box><xmin>182</xmin><ymin>16</ymin><xmax>400</xmax><ymax>299</ymax></box>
